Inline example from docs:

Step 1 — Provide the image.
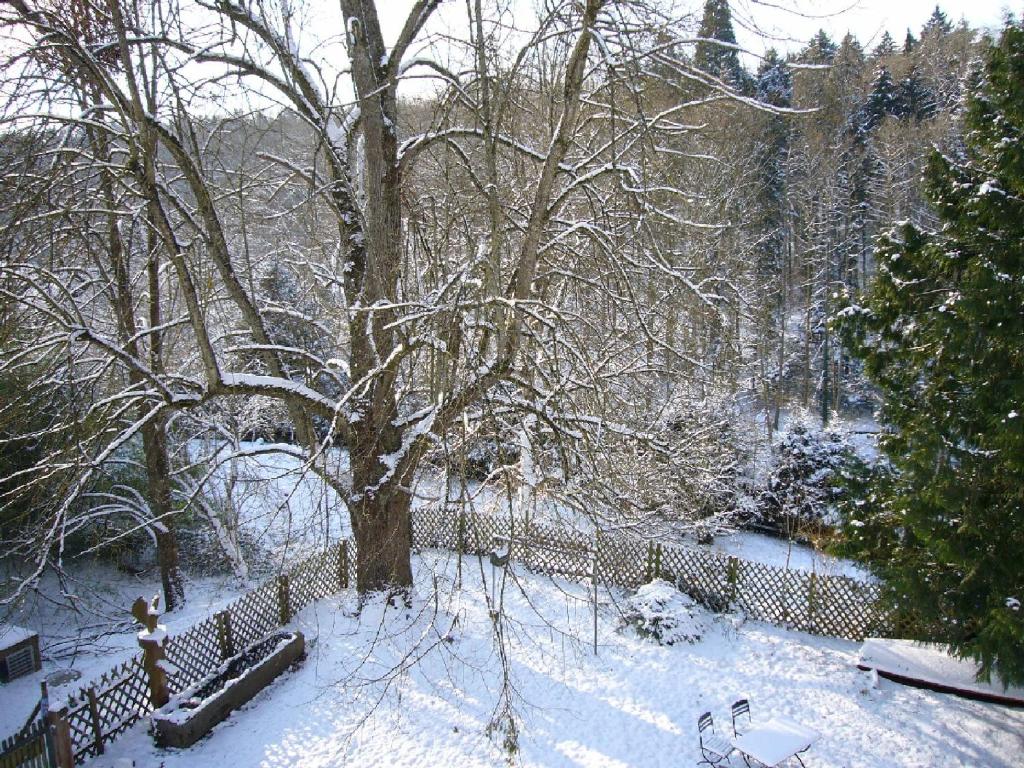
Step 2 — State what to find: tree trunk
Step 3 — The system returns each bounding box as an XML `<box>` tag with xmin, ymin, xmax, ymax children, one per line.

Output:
<box><xmin>143</xmin><ymin>417</ymin><xmax>185</xmax><ymax>611</ymax></box>
<box><xmin>351</xmin><ymin>489</ymin><xmax>414</xmax><ymax>594</ymax></box>
<box><xmin>349</xmin><ymin>416</ymin><xmax>414</xmax><ymax>592</ymax></box>
<box><xmin>340</xmin><ymin>0</ymin><xmax>414</xmax><ymax>593</ymax></box>
<box><xmin>84</xmin><ymin>74</ymin><xmax>186</xmax><ymax>611</ymax></box>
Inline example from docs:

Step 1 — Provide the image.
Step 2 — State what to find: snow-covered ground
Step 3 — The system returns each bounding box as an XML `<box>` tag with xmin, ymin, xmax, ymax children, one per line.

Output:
<box><xmin>1</xmin><ymin>450</ymin><xmax>1016</xmax><ymax>767</ymax></box>
<box><xmin>87</xmin><ymin>551</ymin><xmax>1023</xmax><ymax>768</ymax></box>
<box><xmin>708</xmin><ymin>530</ymin><xmax>872</xmax><ymax>580</ymax></box>
<box><xmin>188</xmin><ymin>440</ymin><xmax>348</xmax><ymax>567</ymax></box>
<box><xmin>0</xmin><ymin>443</ymin><xmax>876</xmax><ymax>736</ymax></box>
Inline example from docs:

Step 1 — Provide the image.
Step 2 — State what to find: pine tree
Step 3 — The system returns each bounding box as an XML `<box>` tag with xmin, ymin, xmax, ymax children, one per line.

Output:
<box><xmin>897</xmin><ymin>65</ymin><xmax>938</xmax><ymax>121</ymax></box>
<box><xmin>873</xmin><ymin>31</ymin><xmax>897</xmax><ymax>58</ymax></box>
<box><xmin>922</xmin><ymin>5</ymin><xmax>953</xmax><ymax>38</ymax></box>
<box><xmin>756</xmin><ymin>48</ymin><xmax>792</xmax><ymax>107</ymax></box>
<box><xmin>802</xmin><ymin>29</ymin><xmax>838</xmax><ymax>64</ymax></box>
<box><xmin>754</xmin><ymin>50</ymin><xmax>792</xmax><ymax>282</ymax></box>
<box><xmin>836</xmin><ymin>22</ymin><xmax>1024</xmax><ymax>686</ymax></box>
<box><xmin>694</xmin><ymin>0</ymin><xmax>750</xmax><ymax>91</ymax></box>
<box><xmin>862</xmin><ymin>65</ymin><xmax>898</xmax><ymax>131</ymax></box>
<box><xmin>903</xmin><ymin>29</ymin><xmax>917</xmax><ymax>54</ymax></box>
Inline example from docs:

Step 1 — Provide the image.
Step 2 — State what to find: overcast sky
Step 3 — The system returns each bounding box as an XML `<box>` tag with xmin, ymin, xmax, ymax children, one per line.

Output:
<box><xmin>372</xmin><ymin>1</ymin><xmax>1017</xmax><ymax>78</ymax></box>
<box><xmin>730</xmin><ymin>0</ymin><xmax>1015</xmax><ymax>57</ymax></box>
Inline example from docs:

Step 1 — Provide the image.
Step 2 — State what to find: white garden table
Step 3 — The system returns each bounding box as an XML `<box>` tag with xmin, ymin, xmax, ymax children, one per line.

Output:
<box><xmin>731</xmin><ymin>716</ymin><xmax>820</xmax><ymax>767</ymax></box>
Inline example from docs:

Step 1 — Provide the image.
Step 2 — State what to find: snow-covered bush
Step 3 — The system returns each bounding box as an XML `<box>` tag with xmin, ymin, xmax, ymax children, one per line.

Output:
<box><xmin>556</xmin><ymin>389</ymin><xmax>749</xmax><ymax>537</ymax></box>
<box><xmin>621</xmin><ymin>579</ymin><xmax>708</xmax><ymax>645</ymax></box>
<box><xmin>754</xmin><ymin>418</ymin><xmax>866</xmax><ymax>538</ymax></box>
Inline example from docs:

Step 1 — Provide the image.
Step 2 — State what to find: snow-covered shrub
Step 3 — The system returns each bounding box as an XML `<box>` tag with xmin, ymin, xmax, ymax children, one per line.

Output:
<box><xmin>755</xmin><ymin>417</ymin><xmax>867</xmax><ymax>538</ymax></box>
<box><xmin>621</xmin><ymin>579</ymin><xmax>708</xmax><ymax>645</ymax></box>
<box><xmin>557</xmin><ymin>389</ymin><xmax>749</xmax><ymax>536</ymax></box>
<box><xmin>463</xmin><ymin>436</ymin><xmax>519</xmax><ymax>481</ymax></box>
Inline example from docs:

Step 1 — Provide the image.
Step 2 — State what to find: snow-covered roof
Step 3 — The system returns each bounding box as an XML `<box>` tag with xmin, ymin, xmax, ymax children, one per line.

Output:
<box><xmin>0</xmin><ymin>623</ymin><xmax>38</xmax><ymax>651</ymax></box>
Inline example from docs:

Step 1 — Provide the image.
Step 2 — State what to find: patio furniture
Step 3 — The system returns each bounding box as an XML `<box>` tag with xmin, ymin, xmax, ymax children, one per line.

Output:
<box><xmin>731</xmin><ymin>699</ymin><xmax>751</xmax><ymax>737</ymax></box>
<box><xmin>731</xmin><ymin>716</ymin><xmax>819</xmax><ymax>767</ymax></box>
<box><xmin>698</xmin><ymin>711</ymin><xmax>735</xmax><ymax>767</ymax></box>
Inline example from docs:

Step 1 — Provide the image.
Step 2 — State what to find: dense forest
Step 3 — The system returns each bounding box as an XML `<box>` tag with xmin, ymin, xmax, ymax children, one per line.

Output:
<box><xmin>1</xmin><ymin>0</ymin><xmax>1020</xmax><ymax>687</ymax></box>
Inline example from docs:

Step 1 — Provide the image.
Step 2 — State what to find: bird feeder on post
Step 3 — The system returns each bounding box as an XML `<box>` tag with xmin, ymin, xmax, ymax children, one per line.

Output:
<box><xmin>132</xmin><ymin>595</ymin><xmax>170</xmax><ymax>708</ymax></box>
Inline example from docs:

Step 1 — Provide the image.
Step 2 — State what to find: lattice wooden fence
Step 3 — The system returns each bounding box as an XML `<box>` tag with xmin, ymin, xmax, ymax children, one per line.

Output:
<box><xmin>45</xmin><ymin>540</ymin><xmax>351</xmax><ymax>765</ymax></box>
<box><xmin>412</xmin><ymin>508</ymin><xmax>890</xmax><ymax>641</ymax></box>
<box><xmin>21</xmin><ymin>510</ymin><xmax>893</xmax><ymax>765</ymax></box>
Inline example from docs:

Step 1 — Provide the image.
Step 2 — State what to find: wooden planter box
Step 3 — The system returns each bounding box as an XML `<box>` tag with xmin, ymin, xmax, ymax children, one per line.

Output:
<box><xmin>151</xmin><ymin>631</ymin><xmax>304</xmax><ymax>749</ymax></box>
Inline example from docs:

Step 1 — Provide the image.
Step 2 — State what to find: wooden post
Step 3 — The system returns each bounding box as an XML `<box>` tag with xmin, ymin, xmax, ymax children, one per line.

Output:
<box><xmin>215</xmin><ymin>610</ymin><xmax>235</xmax><ymax>660</ymax></box>
<box><xmin>338</xmin><ymin>540</ymin><xmax>349</xmax><ymax>589</ymax></box>
<box><xmin>277</xmin><ymin>574</ymin><xmax>291</xmax><ymax>625</ymax></box>
<box><xmin>653</xmin><ymin>543</ymin><xmax>663</xmax><ymax>581</ymax></box>
<box><xmin>457</xmin><ymin>511</ymin><xmax>467</xmax><ymax>555</ymax></box>
<box><xmin>808</xmin><ymin>572</ymin><xmax>818</xmax><ymax>633</ymax></box>
<box><xmin>46</xmin><ymin>710</ymin><xmax>74</xmax><ymax>768</ymax></box>
<box><xmin>38</xmin><ymin>680</ymin><xmax>55</xmax><ymax>765</ymax></box>
<box><xmin>726</xmin><ymin>556</ymin><xmax>739</xmax><ymax>607</ymax></box>
<box><xmin>591</xmin><ymin>534</ymin><xmax>600</xmax><ymax>656</ymax></box>
<box><xmin>131</xmin><ymin>595</ymin><xmax>170</xmax><ymax>709</ymax></box>
<box><xmin>85</xmin><ymin>687</ymin><xmax>104</xmax><ymax>757</ymax></box>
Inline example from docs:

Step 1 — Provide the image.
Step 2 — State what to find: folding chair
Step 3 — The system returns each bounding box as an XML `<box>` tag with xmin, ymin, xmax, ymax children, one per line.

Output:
<box><xmin>697</xmin><ymin>711</ymin><xmax>734</xmax><ymax>767</ymax></box>
<box><xmin>730</xmin><ymin>699</ymin><xmax>751</xmax><ymax>738</ymax></box>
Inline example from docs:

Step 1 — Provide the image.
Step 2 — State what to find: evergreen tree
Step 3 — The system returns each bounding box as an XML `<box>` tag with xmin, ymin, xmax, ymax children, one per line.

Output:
<box><xmin>836</xmin><ymin>22</ymin><xmax>1024</xmax><ymax>686</ymax></box>
<box><xmin>903</xmin><ymin>29</ymin><xmax>917</xmax><ymax>54</ymax></box>
<box><xmin>862</xmin><ymin>65</ymin><xmax>898</xmax><ymax>131</ymax></box>
<box><xmin>873</xmin><ymin>31</ymin><xmax>897</xmax><ymax>58</ymax></box>
<box><xmin>830</xmin><ymin>33</ymin><xmax>868</xmax><ymax>120</ymax></box>
<box><xmin>897</xmin><ymin>65</ymin><xmax>938</xmax><ymax>121</ymax></box>
<box><xmin>754</xmin><ymin>50</ymin><xmax>792</xmax><ymax>279</ymax></box>
<box><xmin>802</xmin><ymin>29</ymin><xmax>838</xmax><ymax>64</ymax></box>
<box><xmin>694</xmin><ymin>0</ymin><xmax>750</xmax><ymax>91</ymax></box>
<box><xmin>756</xmin><ymin>48</ymin><xmax>792</xmax><ymax>107</ymax></box>
<box><xmin>922</xmin><ymin>5</ymin><xmax>953</xmax><ymax>37</ymax></box>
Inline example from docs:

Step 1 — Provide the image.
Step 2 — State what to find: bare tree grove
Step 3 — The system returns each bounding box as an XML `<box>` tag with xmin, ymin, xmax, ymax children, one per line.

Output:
<box><xmin>0</xmin><ymin>1</ymin><xmax>974</xmax><ymax>609</ymax></box>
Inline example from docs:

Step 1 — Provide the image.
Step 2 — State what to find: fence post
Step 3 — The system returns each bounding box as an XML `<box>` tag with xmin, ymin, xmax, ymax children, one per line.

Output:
<box><xmin>278</xmin><ymin>574</ymin><xmax>292</xmax><ymax>625</ymax></box>
<box><xmin>37</xmin><ymin>680</ymin><xmax>55</xmax><ymax>767</ymax></box>
<box><xmin>591</xmin><ymin>533</ymin><xmax>600</xmax><ymax>656</ymax></box>
<box><xmin>338</xmin><ymin>540</ymin><xmax>349</xmax><ymax>589</ymax></box>
<box><xmin>654</xmin><ymin>544</ymin><xmax>663</xmax><ymax>581</ymax></box>
<box><xmin>131</xmin><ymin>595</ymin><xmax>170</xmax><ymax>709</ymax></box>
<box><xmin>726</xmin><ymin>557</ymin><xmax>739</xmax><ymax>606</ymax></box>
<box><xmin>85</xmin><ymin>687</ymin><xmax>104</xmax><ymax>757</ymax></box>
<box><xmin>46</xmin><ymin>710</ymin><xmax>74</xmax><ymax>768</ymax></box>
<box><xmin>644</xmin><ymin>542</ymin><xmax>654</xmax><ymax>582</ymax></box>
<box><xmin>807</xmin><ymin>572</ymin><xmax>818</xmax><ymax>633</ymax></box>
<box><xmin>215</xmin><ymin>610</ymin><xmax>235</xmax><ymax>660</ymax></box>
<box><xmin>457</xmin><ymin>511</ymin><xmax>466</xmax><ymax>554</ymax></box>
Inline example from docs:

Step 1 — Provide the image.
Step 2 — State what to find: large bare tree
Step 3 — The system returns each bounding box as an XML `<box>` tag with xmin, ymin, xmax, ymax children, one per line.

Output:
<box><xmin>2</xmin><ymin>0</ymin><xmax>759</xmax><ymax>599</ymax></box>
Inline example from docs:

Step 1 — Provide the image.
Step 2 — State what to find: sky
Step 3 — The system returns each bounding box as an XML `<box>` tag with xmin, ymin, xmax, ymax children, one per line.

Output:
<box><xmin>729</xmin><ymin>0</ymin><xmax>1016</xmax><ymax>58</ymax></box>
<box><xmin>368</xmin><ymin>0</ymin><xmax>1017</xmax><ymax>92</ymax></box>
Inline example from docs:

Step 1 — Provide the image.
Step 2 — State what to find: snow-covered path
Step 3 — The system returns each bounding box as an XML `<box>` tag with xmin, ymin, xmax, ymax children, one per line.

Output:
<box><xmin>90</xmin><ymin>551</ymin><xmax>1023</xmax><ymax>768</ymax></box>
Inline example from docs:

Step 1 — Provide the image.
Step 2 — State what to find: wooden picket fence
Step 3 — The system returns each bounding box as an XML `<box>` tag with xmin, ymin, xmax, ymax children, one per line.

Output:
<box><xmin>49</xmin><ymin>542</ymin><xmax>354</xmax><ymax>765</ymax></box>
<box><xmin>0</xmin><ymin>718</ymin><xmax>51</xmax><ymax>768</ymax></box>
<box><xmin>410</xmin><ymin>507</ymin><xmax>889</xmax><ymax>641</ymax></box>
